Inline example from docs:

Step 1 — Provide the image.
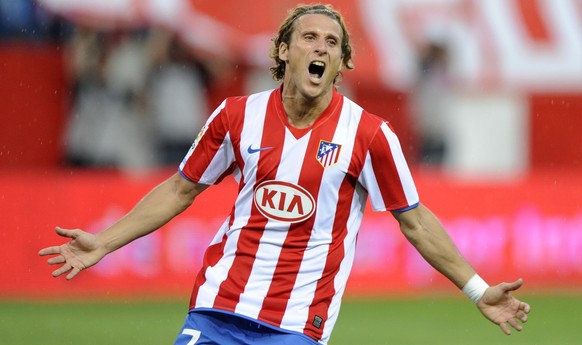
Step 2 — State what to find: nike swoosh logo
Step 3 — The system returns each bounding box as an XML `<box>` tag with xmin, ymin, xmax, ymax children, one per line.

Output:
<box><xmin>247</xmin><ymin>145</ymin><xmax>273</xmax><ymax>154</ymax></box>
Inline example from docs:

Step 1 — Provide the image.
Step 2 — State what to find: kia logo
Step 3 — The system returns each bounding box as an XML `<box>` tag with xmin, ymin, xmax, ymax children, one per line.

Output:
<box><xmin>253</xmin><ymin>181</ymin><xmax>316</xmax><ymax>223</ymax></box>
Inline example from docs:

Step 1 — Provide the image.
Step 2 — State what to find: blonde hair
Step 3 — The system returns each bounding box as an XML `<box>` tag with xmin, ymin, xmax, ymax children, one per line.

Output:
<box><xmin>269</xmin><ymin>3</ymin><xmax>354</xmax><ymax>81</ymax></box>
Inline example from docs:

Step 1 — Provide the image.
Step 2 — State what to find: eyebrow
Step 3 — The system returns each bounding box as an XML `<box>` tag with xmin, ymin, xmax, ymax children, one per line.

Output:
<box><xmin>300</xmin><ymin>28</ymin><xmax>340</xmax><ymax>38</ymax></box>
<box><xmin>296</xmin><ymin>17</ymin><xmax>342</xmax><ymax>40</ymax></box>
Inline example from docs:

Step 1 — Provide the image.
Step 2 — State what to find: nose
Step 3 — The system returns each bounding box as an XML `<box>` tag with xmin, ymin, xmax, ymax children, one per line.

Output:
<box><xmin>314</xmin><ymin>38</ymin><xmax>327</xmax><ymax>55</ymax></box>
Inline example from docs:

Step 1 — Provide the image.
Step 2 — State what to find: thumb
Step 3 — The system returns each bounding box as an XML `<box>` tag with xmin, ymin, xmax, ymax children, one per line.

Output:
<box><xmin>500</xmin><ymin>278</ymin><xmax>524</xmax><ymax>293</ymax></box>
<box><xmin>55</xmin><ymin>226</ymin><xmax>80</xmax><ymax>239</ymax></box>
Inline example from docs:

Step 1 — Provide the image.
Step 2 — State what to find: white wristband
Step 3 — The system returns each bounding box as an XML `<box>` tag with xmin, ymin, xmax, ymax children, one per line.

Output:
<box><xmin>462</xmin><ymin>274</ymin><xmax>489</xmax><ymax>304</ymax></box>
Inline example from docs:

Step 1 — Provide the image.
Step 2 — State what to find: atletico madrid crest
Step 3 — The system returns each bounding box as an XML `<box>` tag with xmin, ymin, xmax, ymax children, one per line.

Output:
<box><xmin>317</xmin><ymin>140</ymin><xmax>342</xmax><ymax>168</ymax></box>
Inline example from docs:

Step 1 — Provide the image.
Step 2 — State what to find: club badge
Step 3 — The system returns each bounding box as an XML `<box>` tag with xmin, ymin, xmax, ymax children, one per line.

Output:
<box><xmin>317</xmin><ymin>140</ymin><xmax>342</xmax><ymax>168</ymax></box>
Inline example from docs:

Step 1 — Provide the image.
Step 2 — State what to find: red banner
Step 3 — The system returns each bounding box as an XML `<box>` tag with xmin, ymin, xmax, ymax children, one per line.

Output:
<box><xmin>3</xmin><ymin>168</ymin><xmax>581</xmax><ymax>299</ymax></box>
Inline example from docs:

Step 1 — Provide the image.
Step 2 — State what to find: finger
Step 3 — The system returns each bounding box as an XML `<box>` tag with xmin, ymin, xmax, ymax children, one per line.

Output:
<box><xmin>507</xmin><ymin>317</ymin><xmax>523</xmax><ymax>332</ymax></box>
<box><xmin>52</xmin><ymin>263</ymin><xmax>72</xmax><ymax>278</ymax></box>
<box><xmin>516</xmin><ymin>311</ymin><xmax>528</xmax><ymax>323</ymax></box>
<box><xmin>499</xmin><ymin>322</ymin><xmax>511</xmax><ymax>335</ymax></box>
<box><xmin>47</xmin><ymin>256</ymin><xmax>66</xmax><ymax>265</ymax></box>
<box><xmin>521</xmin><ymin>302</ymin><xmax>531</xmax><ymax>314</ymax></box>
<box><xmin>39</xmin><ymin>246</ymin><xmax>63</xmax><ymax>256</ymax></box>
<box><xmin>66</xmin><ymin>267</ymin><xmax>82</xmax><ymax>280</ymax></box>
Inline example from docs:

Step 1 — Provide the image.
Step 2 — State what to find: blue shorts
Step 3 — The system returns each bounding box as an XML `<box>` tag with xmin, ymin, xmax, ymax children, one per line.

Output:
<box><xmin>174</xmin><ymin>308</ymin><xmax>319</xmax><ymax>345</ymax></box>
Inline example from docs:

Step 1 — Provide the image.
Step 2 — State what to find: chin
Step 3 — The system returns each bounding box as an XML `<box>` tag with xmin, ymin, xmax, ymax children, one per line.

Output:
<box><xmin>301</xmin><ymin>87</ymin><xmax>326</xmax><ymax>100</ymax></box>
<box><xmin>305</xmin><ymin>80</ymin><xmax>332</xmax><ymax>95</ymax></box>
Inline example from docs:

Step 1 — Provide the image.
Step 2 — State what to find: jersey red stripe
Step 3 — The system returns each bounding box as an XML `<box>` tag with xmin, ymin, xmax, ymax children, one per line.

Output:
<box><xmin>189</xmin><ymin>236</ymin><xmax>226</xmax><ymax>309</ymax></box>
<box><xmin>257</xmin><ymin>92</ymin><xmax>344</xmax><ymax>326</ymax></box>
<box><xmin>213</xmin><ymin>91</ymin><xmax>285</xmax><ymax>312</ymax></box>
<box><xmin>367</xmin><ymin>116</ymin><xmax>409</xmax><ymax>210</ymax></box>
<box><xmin>303</xmin><ymin>109</ymin><xmax>373</xmax><ymax>339</ymax></box>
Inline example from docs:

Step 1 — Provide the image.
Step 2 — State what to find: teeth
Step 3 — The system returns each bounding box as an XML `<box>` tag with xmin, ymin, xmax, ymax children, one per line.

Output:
<box><xmin>309</xmin><ymin>61</ymin><xmax>325</xmax><ymax>80</ymax></box>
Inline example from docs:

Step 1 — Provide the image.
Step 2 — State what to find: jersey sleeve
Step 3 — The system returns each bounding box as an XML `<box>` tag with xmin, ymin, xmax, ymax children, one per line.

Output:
<box><xmin>179</xmin><ymin>100</ymin><xmax>236</xmax><ymax>185</ymax></box>
<box><xmin>359</xmin><ymin>121</ymin><xmax>419</xmax><ymax>212</ymax></box>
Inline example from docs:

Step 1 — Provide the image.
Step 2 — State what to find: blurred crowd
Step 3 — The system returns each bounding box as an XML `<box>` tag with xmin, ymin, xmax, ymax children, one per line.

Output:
<box><xmin>2</xmin><ymin>0</ymin><xmax>455</xmax><ymax>171</ymax></box>
<box><xmin>2</xmin><ymin>0</ymin><xmax>215</xmax><ymax>170</ymax></box>
<box><xmin>64</xmin><ymin>27</ymin><xmax>211</xmax><ymax>169</ymax></box>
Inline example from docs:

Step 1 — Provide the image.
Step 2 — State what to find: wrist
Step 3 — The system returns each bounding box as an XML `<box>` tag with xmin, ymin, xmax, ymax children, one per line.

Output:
<box><xmin>96</xmin><ymin>229</ymin><xmax>120</xmax><ymax>255</ymax></box>
<box><xmin>462</xmin><ymin>274</ymin><xmax>490</xmax><ymax>304</ymax></box>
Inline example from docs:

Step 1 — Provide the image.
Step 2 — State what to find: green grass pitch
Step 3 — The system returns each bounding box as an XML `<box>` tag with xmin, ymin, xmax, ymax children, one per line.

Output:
<box><xmin>1</xmin><ymin>294</ymin><xmax>580</xmax><ymax>344</ymax></box>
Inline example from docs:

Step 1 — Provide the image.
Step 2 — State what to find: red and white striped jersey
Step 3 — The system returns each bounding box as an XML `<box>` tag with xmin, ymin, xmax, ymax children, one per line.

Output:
<box><xmin>179</xmin><ymin>87</ymin><xmax>419</xmax><ymax>344</ymax></box>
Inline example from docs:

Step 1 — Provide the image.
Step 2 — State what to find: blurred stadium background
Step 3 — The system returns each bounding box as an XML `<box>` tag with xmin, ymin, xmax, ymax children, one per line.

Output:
<box><xmin>1</xmin><ymin>0</ymin><xmax>582</xmax><ymax>344</ymax></box>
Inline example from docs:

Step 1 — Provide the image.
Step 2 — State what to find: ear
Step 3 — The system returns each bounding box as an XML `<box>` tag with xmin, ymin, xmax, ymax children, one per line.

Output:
<box><xmin>278</xmin><ymin>42</ymin><xmax>289</xmax><ymax>62</ymax></box>
<box><xmin>338</xmin><ymin>55</ymin><xmax>347</xmax><ymax>72</ymax></box>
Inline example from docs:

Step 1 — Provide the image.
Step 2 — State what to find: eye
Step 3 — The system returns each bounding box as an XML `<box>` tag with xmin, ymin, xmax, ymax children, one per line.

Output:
<box><xmin>327</xmin><ymin>39</ymin><xmax>337</xmax><ymax>47</ymax></box>
<box><xmin>304</xmin><ymin>34</ymin><xmax>315</xmax><ymax>41</ymax></box>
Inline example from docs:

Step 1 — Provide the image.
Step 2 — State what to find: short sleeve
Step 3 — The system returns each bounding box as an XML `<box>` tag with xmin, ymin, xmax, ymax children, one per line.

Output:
<box><xmin>179</xmin><ymin>100</ymin><xmax>236</xmax><ymax>185</ymax></box>
<box><xmin>358</xmin><ymin>122</ymin><xmax>419</xmax><ymax>212</ymax></box>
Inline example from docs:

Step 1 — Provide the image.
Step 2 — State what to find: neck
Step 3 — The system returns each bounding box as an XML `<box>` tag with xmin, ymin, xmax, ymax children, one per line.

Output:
<box><xmin>281</xmin><ymin>85</ymin><xmax>334</xmax><ymax>129</ymax></box>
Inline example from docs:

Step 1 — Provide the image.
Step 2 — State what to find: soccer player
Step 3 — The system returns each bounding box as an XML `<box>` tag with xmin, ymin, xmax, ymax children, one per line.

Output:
<box><xmin>39</xmin><ymin>4</ymin><xmax>530</xmax><ymax>344</ymax></box>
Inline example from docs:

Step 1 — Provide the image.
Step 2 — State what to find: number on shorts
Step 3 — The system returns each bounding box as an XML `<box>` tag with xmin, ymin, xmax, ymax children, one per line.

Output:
<box><xmin>182</xmin><ymin>329</ymin><xmax>201</xmax><ymax>345</ymax></box>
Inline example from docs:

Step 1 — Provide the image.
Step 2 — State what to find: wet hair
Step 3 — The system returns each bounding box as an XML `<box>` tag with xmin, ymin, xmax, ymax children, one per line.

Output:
<box><xmin>269</xmin><ymin>3</ymin><xmax>354</xmax><ymax>81</ymax></box>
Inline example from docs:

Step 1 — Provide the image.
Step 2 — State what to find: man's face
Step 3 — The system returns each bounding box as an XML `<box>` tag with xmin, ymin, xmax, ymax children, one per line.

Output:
<box><xmin>279</xmin><ymin>13</ymin><xmax>344</xmax><ymax>99</ymax></box>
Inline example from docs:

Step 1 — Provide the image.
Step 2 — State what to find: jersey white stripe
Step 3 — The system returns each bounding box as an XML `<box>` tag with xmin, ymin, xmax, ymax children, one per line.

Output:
<box><xmin>359</xmin><ymin>151</ymin><xmax>384</xmax><ymax>210</ymax></box>
<box><xmin>380</xmin><ymin>122</ymin><xmax>419</xmax><ymax>206</ymax></box>
<box><xmin>198</xmin><ymin>132</ymin><xmax>235</xmax><ymax>185</ymax></box>
<box><xmin>228</xmin><ymin>90</ymin><xmax>272</xmax><ymax>233</ymax></box>
<box><xmin>237</xmin><ymin>128</ymin><xmax>311</xmax><ymax>319</ymax></box>
<box><xmin>239</xmin><ymin>90</ymin><xmax>272</xmax><ymax>185</ymax></box>
<box><xmin>280</xmin><ymin>98</ymin><xmax>362</xmax><ymax>334</ymax></box>
<box><xmin>195</xmin><ymin>92</ymin><xmax>270</xmax><ymax>308</ymax></box>
<box><xmin>322</xmin><ymin>183</ymin><xmax>367</xmax><ymax>342</ymax></box>
<box><xmin>194</xmin><ymin>228</ymin><xmax>241</xmax><ymax>308</ymax></box>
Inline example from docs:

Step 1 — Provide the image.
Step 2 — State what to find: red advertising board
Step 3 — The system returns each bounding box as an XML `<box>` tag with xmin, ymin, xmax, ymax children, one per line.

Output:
<box><xmin>3</xmin><ymin>168</ymin><xmax>581</xmax><ymax>299</ymax></box>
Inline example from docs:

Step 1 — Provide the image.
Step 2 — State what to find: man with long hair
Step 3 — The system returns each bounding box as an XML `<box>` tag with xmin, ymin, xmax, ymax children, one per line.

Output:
<box><xmin>40</xmin><ymin>4</ymin><xmax>530</xmax><ymax>344</ymax></box>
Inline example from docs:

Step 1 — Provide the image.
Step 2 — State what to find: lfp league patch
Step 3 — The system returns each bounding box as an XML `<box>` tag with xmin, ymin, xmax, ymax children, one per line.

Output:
<box><xmin>180</xmin><ymin>124</ymin><xmax>209</xmax><ymax>168</ymax></box>
<box><xmin>316</xmin><ymin>140</ymin><xmax>341</xmax><ymax>168</ymax></box>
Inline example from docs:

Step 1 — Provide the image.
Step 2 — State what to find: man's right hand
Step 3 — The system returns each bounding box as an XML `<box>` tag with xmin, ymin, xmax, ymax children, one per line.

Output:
<box><xmin>39</xmin><ymin>226</ymin><xmax>106</xmax><ymax>280</ymax></box>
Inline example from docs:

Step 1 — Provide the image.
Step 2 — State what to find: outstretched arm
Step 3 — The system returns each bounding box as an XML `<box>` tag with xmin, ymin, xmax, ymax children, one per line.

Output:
<box><xmin>39</xmin><ymin>172</ymin><xmax>208</xmax><ymax>280</ymax></box>
<box><xmin>392</xmin><ymin>203</ymin><xmax>530</xmax><ymax>334</ymax></box>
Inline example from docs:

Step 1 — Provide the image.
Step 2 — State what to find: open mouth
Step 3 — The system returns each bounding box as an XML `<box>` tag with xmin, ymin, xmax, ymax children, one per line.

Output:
<box><xmin>308</xmin><ymin>61</ymin><xmax>326</xmax><ymax>80</ymax></box>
